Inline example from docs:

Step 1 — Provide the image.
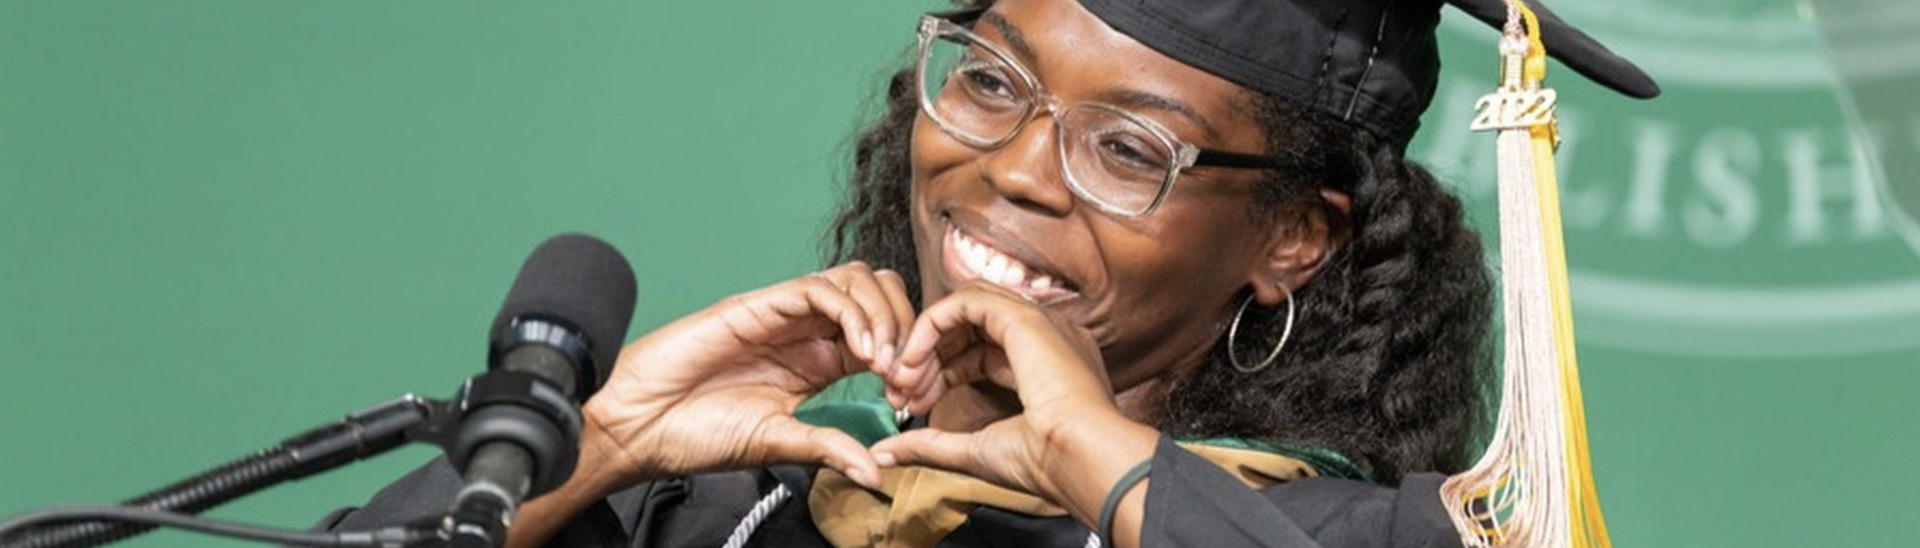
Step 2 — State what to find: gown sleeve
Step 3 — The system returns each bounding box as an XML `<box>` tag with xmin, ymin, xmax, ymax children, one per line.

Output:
<box><xmin>1137</xmin><ymin>436</ymin><xmax>1464</xmax><ymax>548</ymax></box>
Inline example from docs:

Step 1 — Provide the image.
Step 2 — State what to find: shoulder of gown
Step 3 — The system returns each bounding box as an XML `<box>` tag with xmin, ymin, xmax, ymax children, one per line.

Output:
<box><xmin>1141</xmin><ymin>435</ymin><xmax>1465</xmax><ymax>548</ymax></box>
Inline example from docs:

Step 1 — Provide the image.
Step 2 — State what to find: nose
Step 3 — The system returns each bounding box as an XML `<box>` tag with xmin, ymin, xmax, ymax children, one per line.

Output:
<box><xmin>978</xmin><ymin>112</ymin><xmax>1076</xmax><ymax>215</ymax></box>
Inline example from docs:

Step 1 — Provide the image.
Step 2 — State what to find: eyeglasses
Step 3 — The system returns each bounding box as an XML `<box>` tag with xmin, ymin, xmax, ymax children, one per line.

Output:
<box><xmin>914</xmin><ymin>10</ymin><xmax>1296</xmax><ymax>218</ymax></box>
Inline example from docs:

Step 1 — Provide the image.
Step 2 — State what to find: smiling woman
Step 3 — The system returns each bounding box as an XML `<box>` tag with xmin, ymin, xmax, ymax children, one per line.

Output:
<box><xmin>884</xmin><ymin>3</ymin><xmax>1491</xmax><ymax>483</ymax></box>
<box><xmin>311</xmin><ymin>0</ymin><xmax>1657</xmax><ymax>546</ymax></box>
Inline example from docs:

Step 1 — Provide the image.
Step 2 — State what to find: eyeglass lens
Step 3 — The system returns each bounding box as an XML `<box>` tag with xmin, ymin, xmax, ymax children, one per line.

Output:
<box><xmin>919</xmin><ymin>29</ymin><xmax>1178</xmax><ymax>216</ymax></box>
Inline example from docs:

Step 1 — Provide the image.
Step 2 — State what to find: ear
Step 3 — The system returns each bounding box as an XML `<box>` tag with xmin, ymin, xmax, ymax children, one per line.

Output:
<box><xmin>1246</xmin><ymin>188</ymin><xmax>1353</xmax><ymax>307</ymax></box>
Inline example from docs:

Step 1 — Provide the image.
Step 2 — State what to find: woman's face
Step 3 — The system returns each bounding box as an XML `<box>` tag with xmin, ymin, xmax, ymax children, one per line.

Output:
<box><xmin>909</xmin><ymin>0</ymin><xmax>1309</xmax><ymax>388</ymax></box>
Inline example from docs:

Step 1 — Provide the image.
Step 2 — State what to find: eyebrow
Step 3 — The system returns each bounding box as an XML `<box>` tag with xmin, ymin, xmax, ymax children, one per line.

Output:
<box><xmin>979</xmin><ymin>11</ymin><xmax>1221</xmax><ymax>142</ymax></box>
<box><xmin>980</xmin><ymin>12</ymin><xmax>1038</xmax><ymax>63</ymax></box>
<box><xmin>1104</xmin><ymin>89</ymin><xmax>1221</xmax><ymax>141</ymax></box>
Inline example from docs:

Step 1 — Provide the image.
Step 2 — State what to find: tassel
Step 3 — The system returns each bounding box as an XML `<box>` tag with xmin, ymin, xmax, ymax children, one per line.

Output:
<box><xmin>1438</xmin><ymin>1</ymin><xmax>1611</xmax><ymax>546</ymax></box>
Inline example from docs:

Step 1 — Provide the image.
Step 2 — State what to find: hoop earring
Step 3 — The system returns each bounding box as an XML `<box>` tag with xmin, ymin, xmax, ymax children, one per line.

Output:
<box><xmin>1227</xmin><ymin>284</ymin><xmax>1295</xmax><ymax>373</ymax></box>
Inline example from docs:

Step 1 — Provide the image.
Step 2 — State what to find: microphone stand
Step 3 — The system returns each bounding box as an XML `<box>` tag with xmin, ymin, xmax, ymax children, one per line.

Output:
<box><xmin>3</xmin><ymin>234</ymin><xmax>627</xmax><ymax>548</ymax></box>
<box><xmin>2</xmin><ymin>395</ymin><xmax>444</xmax><ymax>548</ymax></box>
<box><xmin>2</xmin><ymin>369</ymin><xmax>578</xmax><ymax>548</ymax></box>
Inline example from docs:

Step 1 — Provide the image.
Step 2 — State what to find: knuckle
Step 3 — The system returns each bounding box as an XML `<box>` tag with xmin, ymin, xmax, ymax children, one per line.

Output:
<box><xmin>950</xmin><ymin>283</ymin><xmax>1001</xmax><ymax>305</ymax></box>
<box><xmin>797</xmin><ymin>276</ymin><xmax>836</xmax><ymax>292</ymax></box>
<box><xmin>806</xmin><ymin>427</ymin><xmax>835</xmax><ymax>447</ymax></box>
<box><xmin>802</xmin><ymin>274</ymin><xmax>848</xmax><ymax>296</ymax></box>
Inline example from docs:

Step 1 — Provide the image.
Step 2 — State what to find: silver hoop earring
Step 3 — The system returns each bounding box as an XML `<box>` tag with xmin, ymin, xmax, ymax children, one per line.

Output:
<box><xmin>1227</xmin><ymin>284</ymin><xmax>1295</xmax><ymax>373</ymax></box>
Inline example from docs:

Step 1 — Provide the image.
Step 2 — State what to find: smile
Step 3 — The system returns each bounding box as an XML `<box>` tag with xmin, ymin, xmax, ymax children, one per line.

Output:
<box><xmin>942</xmin><ymin>224</ymin><xmax>1080</xmax><ymax>304</ymax></box>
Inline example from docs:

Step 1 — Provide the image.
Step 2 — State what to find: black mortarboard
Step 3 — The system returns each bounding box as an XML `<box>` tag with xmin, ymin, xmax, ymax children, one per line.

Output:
<box><xmin>1075</xmin><ymin>0</ymin><xmax>1660</xmax><ymax>149</ymax></box>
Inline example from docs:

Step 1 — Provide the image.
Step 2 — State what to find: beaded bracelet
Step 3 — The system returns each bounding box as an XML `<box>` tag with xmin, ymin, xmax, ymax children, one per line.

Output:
<box><xmin>1097</xmin><ymin>459</ymin><xmax>1153</xmax><ymax>547</ymax></box>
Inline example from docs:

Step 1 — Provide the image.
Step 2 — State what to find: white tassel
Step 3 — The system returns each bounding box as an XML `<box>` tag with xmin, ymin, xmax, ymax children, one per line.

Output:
<box><xmin>1440</xmin><ymin>1</ymin><xmax>1607</xmax><ymax>544</ymax></box>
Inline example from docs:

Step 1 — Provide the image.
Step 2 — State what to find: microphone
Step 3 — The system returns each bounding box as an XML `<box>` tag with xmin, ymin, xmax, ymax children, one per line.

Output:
<box><xmin>0</xmin><ymin>233</ymin><xmax>634</xmax><ymax>548</ymax></box>
<box><xmin>443</xmin><ymin>234</ymin><xmax>636</xmax><ymax>547</ymax></box>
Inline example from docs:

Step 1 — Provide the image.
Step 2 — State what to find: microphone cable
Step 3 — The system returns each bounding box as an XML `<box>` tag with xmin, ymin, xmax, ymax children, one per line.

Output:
<box><xmin>0</xmin><ymin>506</ymin><xmax>442</xmax><ymax>547</ymax></box>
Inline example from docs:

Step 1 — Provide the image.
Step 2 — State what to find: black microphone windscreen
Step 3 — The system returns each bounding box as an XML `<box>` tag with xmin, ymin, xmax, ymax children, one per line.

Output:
<box><xmin>491</xmin><ymin>233</ymin><xmax>637</xmax><ymax>393</ymax></box>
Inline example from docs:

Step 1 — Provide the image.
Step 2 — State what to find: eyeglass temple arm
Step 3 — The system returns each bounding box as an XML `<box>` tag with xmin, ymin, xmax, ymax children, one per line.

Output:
<box><xmin>1194</xmin><ymin>149</ymin><xmax>1299</xmax><ymax>170</ymax></box>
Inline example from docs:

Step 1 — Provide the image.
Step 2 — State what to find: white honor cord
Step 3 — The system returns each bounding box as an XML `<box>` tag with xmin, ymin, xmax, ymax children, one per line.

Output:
<box><xmin>721</xmin><ymin>483</ymin><xmax>793</xmax><ymax>548</ymax></box>
<box><xmin>719</xmin><ymin>482</ymin><xmax>1107</xmax><ymax>548</ymax></box>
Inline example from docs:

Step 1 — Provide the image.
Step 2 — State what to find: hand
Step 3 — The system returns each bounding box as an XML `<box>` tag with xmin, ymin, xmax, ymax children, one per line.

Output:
<box><xmin>868</xmin><ymin>281</ymin><xmax>1139</xmax><ymax>501</ymax></box>
<box><xmin>582</xmin><ymin>262</ymin><xmax>916</xmax><ymax>493</ymax></box>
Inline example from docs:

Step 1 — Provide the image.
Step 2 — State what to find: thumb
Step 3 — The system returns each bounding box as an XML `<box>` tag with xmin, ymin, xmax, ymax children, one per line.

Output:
<box><xmin>869</xmin><ymin>429</ymin><xmax>977</xmax><ymax>473</ymax></box>
<box><xmin>757</xmin><ymin>416</ymin><xmax>882</xmax><ymax>490</ymax></box>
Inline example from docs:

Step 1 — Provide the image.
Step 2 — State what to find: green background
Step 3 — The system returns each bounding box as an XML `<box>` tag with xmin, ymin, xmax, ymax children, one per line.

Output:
<box><xmin>2</xmin><ymin>1</ymin><xmax>1914</xmax><ymax>547</ymax></box>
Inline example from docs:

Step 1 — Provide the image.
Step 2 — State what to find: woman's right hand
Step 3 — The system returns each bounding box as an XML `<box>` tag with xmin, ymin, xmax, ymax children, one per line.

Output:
<box><xmin>576</xmin><ymin>262</ymin><xmax>913</xmax><ymax>494</ymax></box>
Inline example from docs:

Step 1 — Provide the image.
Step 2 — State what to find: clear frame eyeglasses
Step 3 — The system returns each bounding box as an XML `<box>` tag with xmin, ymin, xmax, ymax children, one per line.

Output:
<box><xmin>914</xmin><ymin>10</ymin><xmax>1297</xmax><ymax>218</ymax></box>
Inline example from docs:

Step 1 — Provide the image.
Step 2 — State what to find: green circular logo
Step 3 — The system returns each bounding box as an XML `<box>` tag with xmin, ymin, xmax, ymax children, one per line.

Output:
<box><xmin>1416</xmin><ymin>5</ymin><xmax>1920</xmax><ymax>359</ymax></box>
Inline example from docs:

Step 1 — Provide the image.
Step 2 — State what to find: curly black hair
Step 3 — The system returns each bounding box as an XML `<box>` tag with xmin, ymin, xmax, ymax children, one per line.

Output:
<box><xmin>823</xmin><ymin>5</ymin><xmax>1493</xmax><ymax>485</ymax></box>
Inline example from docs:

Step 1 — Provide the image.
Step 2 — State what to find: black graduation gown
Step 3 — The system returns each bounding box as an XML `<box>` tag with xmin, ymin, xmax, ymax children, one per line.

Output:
<box><xmin>315</xmin><ymin>436</ymin><xmax>1462</xmax><ymax>547</ymax></box>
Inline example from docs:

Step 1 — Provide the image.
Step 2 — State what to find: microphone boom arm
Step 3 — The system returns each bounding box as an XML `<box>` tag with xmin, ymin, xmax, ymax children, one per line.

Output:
<box><xmin>0</xmin><ymin>395</ymin><xmax>441</xmax><ymax>548</ymax></box>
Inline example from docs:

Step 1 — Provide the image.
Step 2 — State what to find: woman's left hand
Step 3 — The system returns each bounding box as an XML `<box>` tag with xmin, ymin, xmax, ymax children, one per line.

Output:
<box><xmin>867</xmin><ymin>282</ymin><xmax>1161</xmax><ymax>522</ymax></box>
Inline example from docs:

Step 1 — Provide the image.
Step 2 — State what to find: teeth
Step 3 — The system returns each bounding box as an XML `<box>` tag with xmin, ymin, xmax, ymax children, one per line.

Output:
<box><xmin>952</xmin><ymin>228</ymin><xmax>1065</xmax><ymax>293</ymax></box>
<box><xmin>1031</xmin><ymin>275</ymin><xmax>1053</xmax><ymax>290</ymax></box>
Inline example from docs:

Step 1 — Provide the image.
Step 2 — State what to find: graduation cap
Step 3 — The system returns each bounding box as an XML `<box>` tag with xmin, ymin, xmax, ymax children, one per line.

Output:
<box><xmin>1075</xmin><ymin>0</ymin><xmax>1660</xmax><ymax>149</ymax></box>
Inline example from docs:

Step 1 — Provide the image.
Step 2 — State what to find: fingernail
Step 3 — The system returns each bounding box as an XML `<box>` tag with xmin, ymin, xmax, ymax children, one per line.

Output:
<box><xmin>877</xmin><ymin>344</ymin><xmax>896</xmax><ymax>372</ymax></box>
<box><xmin>875</xmin><ymin>452</ymin><xmax>897</xmax><ymax>467</ymax></box>
<box><xmin>861</xmin><ymin>332</ymin><xmax>874</xmax><ymax>358</ymax></box>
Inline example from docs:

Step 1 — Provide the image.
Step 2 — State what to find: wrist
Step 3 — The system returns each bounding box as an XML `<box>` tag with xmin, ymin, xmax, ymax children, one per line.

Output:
<box><xmin>503</xmin><ymin>407</ymin><xmax>634</xmax><ymax>548</ymax></box>
<box><xmin>578</xmin><ymin>402</ymin><xmax>655</xmax><ymax>494</ymax></box>
<box><xmin>1036</xmin><ymin>410</ymin><xmax>1159</xmax><ymax>524</ymax></box>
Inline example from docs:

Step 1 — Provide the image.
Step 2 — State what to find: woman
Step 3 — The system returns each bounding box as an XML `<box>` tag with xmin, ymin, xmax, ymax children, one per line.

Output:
<box><xmin>322</xmin><ymin>0</ymin><xmax>1655</xmax><ymax>545</ymax></box>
